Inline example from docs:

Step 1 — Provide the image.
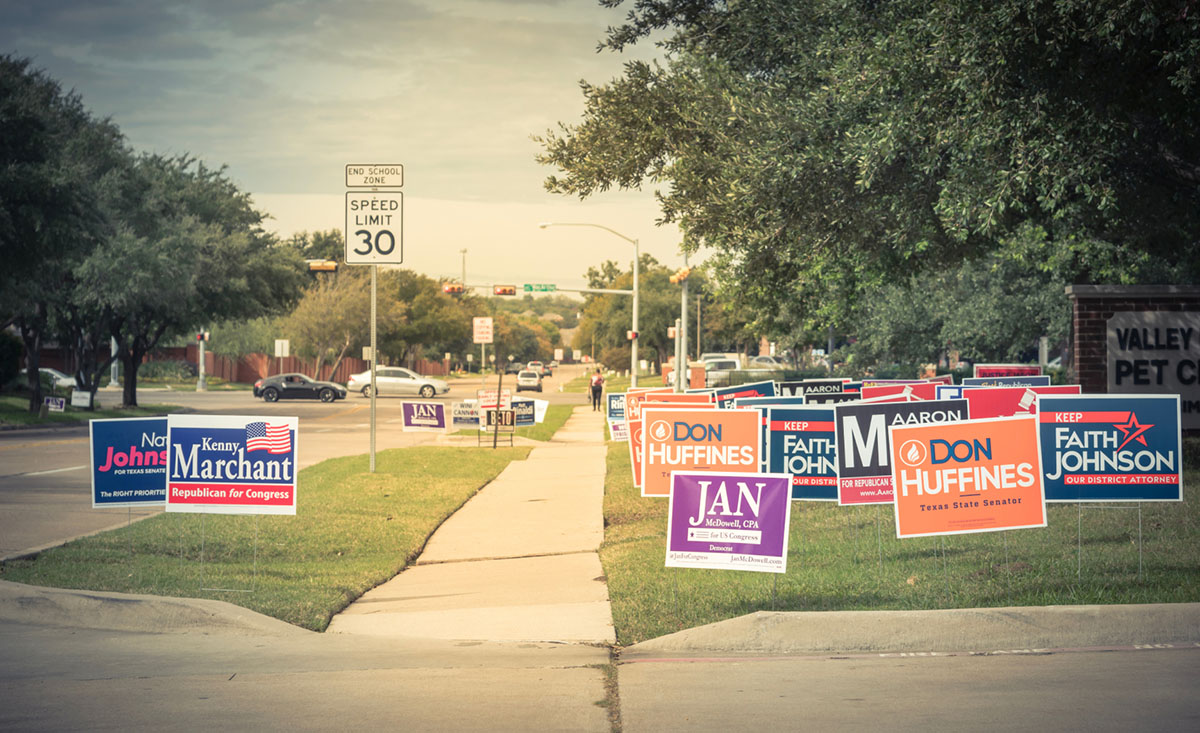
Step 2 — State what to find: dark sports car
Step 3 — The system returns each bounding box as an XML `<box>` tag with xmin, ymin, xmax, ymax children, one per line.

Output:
<box><xmin>253</xmin><ymin>373</ymin><xmax>347</xmax><ymax>403</ymax></box>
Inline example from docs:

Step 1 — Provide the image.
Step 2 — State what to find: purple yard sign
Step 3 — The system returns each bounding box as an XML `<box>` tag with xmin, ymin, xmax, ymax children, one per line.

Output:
<box><xmin>666</xmin><ymin>470</ymin><xmax>793</xmax><ymax>573</ymax></box>
<box><xmin>401</xmin><ymin>401</ymin><xmax>447</xmax><ymax>432</ymax></box>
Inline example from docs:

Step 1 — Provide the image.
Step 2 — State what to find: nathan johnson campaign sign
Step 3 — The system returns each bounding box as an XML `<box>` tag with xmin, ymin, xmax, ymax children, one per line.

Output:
<box><xmin>1037</xmin><ymin>394</ymin><xmax>1183</xmax><ymax>502</ymax></box>
<box><xmin>640</xmin><ymin>407</ymin><xmax>760</xmax><ymax>498</ymax></box>
<box><xmin>665</xmin><ymin>471</ymin><xmax>792</xmax><ymax>573</ymax></box>
<box><xmin>889</xmin><ymin>415</ymin><xmax>1047</xmax><ymax>538</ymax></box>
<box><xmin>166</xmin><ymin>415</ymin><xmax>299</xmax><ymax>515</ymax></box>
<box><xmin>90</xmin><ymin>417</ymin><xmax>168</xmax><ymax>508</ymax></box>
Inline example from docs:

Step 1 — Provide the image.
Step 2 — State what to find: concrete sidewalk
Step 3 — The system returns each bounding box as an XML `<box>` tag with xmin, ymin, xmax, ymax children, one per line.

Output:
<box><xmin>326</xmin><ymin>406</ymin><xmax>614</xmax><ymax>643</ymax></box>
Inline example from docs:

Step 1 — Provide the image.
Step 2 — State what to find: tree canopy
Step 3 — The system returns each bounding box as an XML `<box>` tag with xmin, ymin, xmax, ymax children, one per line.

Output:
<box><xmin>539</xmin><ymin>1</ymin><xmax>1200</xmax><ymax>337</ymax></box>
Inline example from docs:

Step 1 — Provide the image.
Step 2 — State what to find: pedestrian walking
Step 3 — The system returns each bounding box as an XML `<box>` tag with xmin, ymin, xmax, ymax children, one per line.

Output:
<box><xmin>590</xmin><ymin>369</ymin><xmax>604</xmax><ymax>411</ymax></box>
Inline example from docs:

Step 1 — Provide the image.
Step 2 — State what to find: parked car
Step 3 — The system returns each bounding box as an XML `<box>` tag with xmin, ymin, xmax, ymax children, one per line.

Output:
<box><xmin>703</xmin><ymin>359</ymin><xmax>740</xmax><ymax>389</ymax></box>
<box><xmin>749</xmin><ymin>355</ymin><xmax>787</xmax><ymax>369</ymax></box>
<box><xmin>346</xmin><ymin>367</ymin><xmax>449</xmax><ymax>398</ymax></box>
<box><xmin>38</xmin><ymin>368</ymin><xmax>77</xmax><ymax>390</ymax></box>
<box><xmin>505</xmin><ymin>361</ymin><xmax>524</xmax><ymax>375</ymax></box>
<box><xmin>515</xmin><ymin>369</ymin><xmax>543</xmax><ymax>392</ymax></box>
<box><xmin>253</xmin><ymin>373</ymin><xmax>347</xmax><ymax>403</ymax></box>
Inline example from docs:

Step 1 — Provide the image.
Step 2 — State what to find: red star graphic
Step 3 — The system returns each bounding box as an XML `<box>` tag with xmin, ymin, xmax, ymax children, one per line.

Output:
<box><xmin>1114</xmin><ymin>412</ymin><xmax>1153</xmax><ymax>452</ymax></box>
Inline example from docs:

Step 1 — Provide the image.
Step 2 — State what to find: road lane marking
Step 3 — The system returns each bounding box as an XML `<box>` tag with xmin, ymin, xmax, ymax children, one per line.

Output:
<box><xmin>0</xmin><ymin>438</ymin><xmax>87</xmax><ymax>452</ymax></box>
<box><xmin>312</xmin><ymin>405</ymin><xmax>366</xmax><ymax>422</ymax></box>
<box><xmin>1</xmin><ymin>464</ymin><xmax>88</xmax><ymax>478</ymax></box>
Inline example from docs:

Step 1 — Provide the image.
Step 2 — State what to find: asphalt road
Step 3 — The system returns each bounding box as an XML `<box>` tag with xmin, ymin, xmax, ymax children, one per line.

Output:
<box><xmin>0</xmin><ymin>365</ymin><xmax>590</xmax><ymax>559</ymax></box>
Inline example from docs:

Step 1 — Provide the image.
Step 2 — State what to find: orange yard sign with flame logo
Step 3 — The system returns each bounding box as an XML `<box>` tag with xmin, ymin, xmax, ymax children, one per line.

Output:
<box><xmin>888</xmin><ymin>415</ymin><xmax>1046</xmax><ymax>538</ymax></box>
<box><xmin>640</xmin><ymin>407</ymin><xmax>760</xmax><ymax>498</ymax></box>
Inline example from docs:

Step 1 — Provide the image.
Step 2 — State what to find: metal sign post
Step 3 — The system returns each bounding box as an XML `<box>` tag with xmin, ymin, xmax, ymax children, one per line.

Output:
<box><xmin>344</xmin><ymin>164</ymin><xmax>404</xmax><ymax>473</ymax></box>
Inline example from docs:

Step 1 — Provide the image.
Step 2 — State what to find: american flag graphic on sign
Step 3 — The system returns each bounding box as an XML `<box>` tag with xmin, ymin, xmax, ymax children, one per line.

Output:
<box><xmin>245</xmin><ymin>422</ymin><xmax>291</xmax><ymax>454</ymax></box>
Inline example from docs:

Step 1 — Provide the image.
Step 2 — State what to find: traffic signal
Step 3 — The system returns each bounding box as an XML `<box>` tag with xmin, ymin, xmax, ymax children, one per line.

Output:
<box><xmin>669</xmin><ymin>267</ymin><xmax>692</xmax><ymax>284</ymax></box>
<box><xmin>493</xmin><ymin>285</ymin><xmax>517</xmax><ymax>296</ymax></box>
<box><xmin>307</xmin><ymin>259</ymin><xmax>337</xmax><ymax>272</ymax></box>
<box><xmin>196</xmin><ymin>331</ymin><xmax>210</xmax><ymax>342</ymax></box>
<box><xmin>443</xmin><ymin>281</ymin><xmax>464</xmax><ymax>295</ymax></box>
<box><xmin>627</xmin><ymin>330</ymin><xmax>638</xmax><ymax>341</ymax></box>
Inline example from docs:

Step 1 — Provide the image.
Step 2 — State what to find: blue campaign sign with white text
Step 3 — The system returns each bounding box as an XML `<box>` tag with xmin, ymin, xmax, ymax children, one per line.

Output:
<box><xmin>713</xmin><ymin>380</ymin><xmax>777</xmax><ymax>409</ymax></box>
<box><xmin>1038</xmin><ymin>394</ymin><xmax>1182</xmax><ymax>502</ymax></box>
<box><xmin>766</xmin><ymin>406</ymin><xmax>838</xmax><ymax>500</ymax></box>
<box><xmin>90</xmin><ymin>418</ymin><xmax>168</xmax><ymax>508</ymax></box>
<box><xmin>512</xmin><ymin>398</ymin><xmax>536</xmax><ymax>427</ymax></box>
<box><xmin>607</xmin><ymin>393</ymin><xmax>626</xmax><ymax>422</ymax></box>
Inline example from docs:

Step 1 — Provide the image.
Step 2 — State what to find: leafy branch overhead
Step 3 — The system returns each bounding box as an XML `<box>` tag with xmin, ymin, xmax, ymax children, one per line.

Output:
<box><xmin>539</xmin><ymin>0</ymin><xmax>1200</xmax><ymax>334</ymax></box>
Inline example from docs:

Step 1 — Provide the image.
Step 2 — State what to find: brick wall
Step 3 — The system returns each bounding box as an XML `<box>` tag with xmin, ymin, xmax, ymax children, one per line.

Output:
<box><xmin>1067</xmin><ymin>285</ymin><xmax>1200</xmax><ymax>393</ymax></box>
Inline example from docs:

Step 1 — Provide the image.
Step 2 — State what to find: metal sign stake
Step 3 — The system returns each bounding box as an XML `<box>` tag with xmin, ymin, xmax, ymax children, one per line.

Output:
<box><xmin>370</xmin><ymin>264</ymin><xmax>377</xmax><ymax>473</ymax></box>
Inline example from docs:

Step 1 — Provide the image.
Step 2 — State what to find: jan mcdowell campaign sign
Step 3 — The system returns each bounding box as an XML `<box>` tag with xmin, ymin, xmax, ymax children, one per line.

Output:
<box><xmin>889</xmin><ymin>415</ymin><xmax>1047</xmax><ymax>538</ymax></box>
<box><xmin>402</xmin><ymin>401</ymin><xmax>446</xmax><ymax>432</ymax></box>
<box><xmin>90</xmin><ymin>417</ymin><xmax>168</xmax><ymax>508</ymax></box>
<box><xmin>666</xmin><ymin>470</ymin><xmax>792</xmax><ymax>573</ymax></box>
<box><xmin>835</xmin><ymin>399</ymin><xmax>968</xmax><ymax>505</ymax></box>
<box><xmin>766</xmin><ymin>406</ymin><xmax>837</xmax><ymax>501</ymax></box>
<box><xmin>166</xmin><ymin>414</ymin><xmax>298</xmax><ymax>515</ymax></box>
<box><xmin>1037</xmin><ymin>394</ymin><xmax>1183</xmax><ymax>502</ymax></box>
<box><xmin>640</xmin><ymin>407</ymin><xmax>761</xmax><ymax>498</ymax></box>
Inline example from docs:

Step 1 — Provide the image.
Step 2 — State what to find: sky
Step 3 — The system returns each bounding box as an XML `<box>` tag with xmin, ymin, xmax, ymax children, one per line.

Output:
<box><xmin>0</xmin><ymin>0</ymin><xmax>687</xmax><ymax>292</ymax></box>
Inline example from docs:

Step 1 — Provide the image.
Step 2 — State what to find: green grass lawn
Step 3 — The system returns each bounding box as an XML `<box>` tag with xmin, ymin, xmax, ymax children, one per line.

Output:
<box><xmin>0</xmin><ymin>445</ymin><xmax>532</xmax><ymax>631</ymax></box>
<box><xmin>0</xmin><ymin>395</ymin><xmax>189</xmax><ymax>427</ymax></box>
<box><xmin>599</xmin><ymin>441</ymin><xmax>1200</xmax><ymax>645</ymax></box>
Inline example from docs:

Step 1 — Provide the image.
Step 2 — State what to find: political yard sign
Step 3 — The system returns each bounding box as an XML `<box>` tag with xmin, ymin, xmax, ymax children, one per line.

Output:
<box><xmin>1037</xmin><ymin>395</ymin><xmax>1182</xmax><ymax>502</ymax></box>
<box><xmin>834</xmin><ymin>399</ymin><xmax>969</xmax><ymax>505</ymax></box>
<box><xmin>889</xmin><ymin>415</ymin><xmax>1047</xmax><ymax>538</ymax></box>
<box><xmin>640</xmin><ymin>407</ymin><xmax>761</xmax><ymax>498</ymax></box>
<box><xmin>766</xmin><ymin>406</ymin><xmax>837</xmax><ymax>500</ymax></box>
<box><xmin>402</xmin><ymin>401</ymin><xmax>447</xmax><ymax>432</ymax></box>
<box><xmin>90</xmin><ymin>417</ymin><xmax>168</xmax><ymax>508</ymax></box>
<box><xmin>666</xmin><ymin>471</ymin><xmax>792</xmax><ymax>573</ymax></box>
<box><xmin>713</xmin><ymin>380</ymin><xmax>777</xmax><ymax>409</ymax></box>
<box><xmin>451</xmin><ymin>401</ymin><xmax>480</xmax><ymax>430</ymax></box>
<box><xmin>166</xmin><ymin>415</ymin><xmax>298</xmax><ymax>515</ymax></box>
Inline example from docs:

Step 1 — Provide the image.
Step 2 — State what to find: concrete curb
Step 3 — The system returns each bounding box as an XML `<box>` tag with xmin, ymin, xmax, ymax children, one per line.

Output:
<box><xmin>0</xmin><ymin>580</ymin><xmax>310</xmax><ymax>636</ymax></box>
<box><xmin>623</xmin><ymin>603</ymin><xmax>1200</xmax><ymax>657</ymax></box>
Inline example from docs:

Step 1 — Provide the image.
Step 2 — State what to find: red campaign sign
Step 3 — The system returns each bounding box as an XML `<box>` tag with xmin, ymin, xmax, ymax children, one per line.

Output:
<box><xmin>861</xmin><ymin>383</ymin><xmax>940</xmax><ymax>401</ymax></box>
<box><xmin>170</xmin><ymin>482</ymin><xmax>294</xmax><ymax>506</ymax></box>
<box><xmin>973</xmin><ymin>364</ymin><xmax>1042</xmax><ymax>378</ymax></box>
<box><xmin>964</xmin><ymin>385</ymin><xmax>1082</xmax><ymax>419</ymax></box>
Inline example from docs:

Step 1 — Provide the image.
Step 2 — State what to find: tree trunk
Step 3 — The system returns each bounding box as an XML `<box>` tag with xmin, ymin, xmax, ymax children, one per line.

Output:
<box><xmin>18</xmin><ymin>314</ymin><xmax>45</xmax><ymax>413</ymax></box>
<box><xmin>122</xmin><ymin>351</ymin><xmax>140</xmax><ymax>407</ymax></box>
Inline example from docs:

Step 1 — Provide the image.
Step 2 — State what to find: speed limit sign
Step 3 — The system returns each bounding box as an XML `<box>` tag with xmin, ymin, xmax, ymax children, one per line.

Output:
<box><xmin>345</xmin><ymin>191</ymin><xmax>403</xmax><ymax>264</ymax></box>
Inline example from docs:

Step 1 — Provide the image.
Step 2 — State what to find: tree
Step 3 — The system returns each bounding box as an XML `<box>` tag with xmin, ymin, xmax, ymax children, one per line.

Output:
<box><xmin>539</xmin><ymin>1</ymin><xmax>1200</xmax><ymax>333</ymax></box>
<box><xmin>281</xmin><ymin>268</ymin><xmax>396</xmax><ymax>379</ymax></box>
<box><xmin>100</xmin><ymin>154</ymin><xmax>306</xmax><ymax>406</ymax></box>
<box><xmin>379</xmin><ymin>271</ymin><xmax>472</xmax><ymax>367</ymax></box>
<box><xmin>0</xmin><ymin>55</ymin><xmax>130</xmax><ymax>410</ymax></box>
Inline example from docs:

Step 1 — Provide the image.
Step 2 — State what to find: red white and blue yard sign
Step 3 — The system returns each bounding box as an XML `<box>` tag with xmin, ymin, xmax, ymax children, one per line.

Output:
<box><xmin>1038</xmin><ymin>394</ymin><xmax>1182</xmax><ymax>502</ymax></box>
<box><xmin>90</xmin><ymin>417</ymin><xmax>168</xmax><ymax>508</ymax></box>
<box><xmin>166</xmin><ymin>414</ymin><xmax>298</xmax><ymax>515</ymax></box>
<box><xmin>766</xmin><ymin>406</ymin><xmax>838</xmax><ymax>501</ymax></box>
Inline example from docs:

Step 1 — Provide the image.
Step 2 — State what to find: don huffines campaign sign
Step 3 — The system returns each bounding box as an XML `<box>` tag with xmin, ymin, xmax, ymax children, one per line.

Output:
<box><xmin>1038</xmin><ymin>394</ymin><xmax>1182</xmax><ymax>502</ymax></box>
<box><xmin>889</xmin><ymin>415</ymin><xmax>1047</xmax><ymax>538</ymax></box>
<box><xmin>835</xmin><ymin>399</ymin><xmax>968</xmax><ymax>505</ymax></box>
<box><xmin>766</xmin><ymin>406</ymin><xmax>837</xmax><ymax>501</ymax></box>
<box><xmin>166</xmin><ymin>414</ymin><xmax>298</xmax><ymax>515</ymax></box>
<box><xmin>90</xmin><ymin>417</ymin><xmax>168</xmax><ymax>508</ymax></box>
<box><xmin>666</xmin><ymin>471</ymin><xmax>792</xmax><ymax>573</ymax></box>
<box><xmin>640</xmin><ymin>407</ymin><xmax>760</xmax><ymax>497</ymax></box>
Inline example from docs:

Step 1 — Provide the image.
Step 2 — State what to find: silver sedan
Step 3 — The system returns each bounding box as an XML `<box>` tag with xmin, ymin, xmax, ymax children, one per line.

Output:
<box><xmin>346</xmin><ymin>367</ymin><xmax>449</xmax><ymax>399</ymax></box>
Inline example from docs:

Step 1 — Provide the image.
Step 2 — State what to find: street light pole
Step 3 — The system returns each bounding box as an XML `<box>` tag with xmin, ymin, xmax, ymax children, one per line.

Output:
<box><xmin>538</xmin><ymin>222</ymin><xmax>640</xmax><ymax>387</ymax></box>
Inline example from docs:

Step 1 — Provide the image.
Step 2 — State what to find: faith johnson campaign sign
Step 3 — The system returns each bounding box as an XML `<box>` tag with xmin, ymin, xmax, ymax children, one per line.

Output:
<box><xmin>90</xmin><ymin>417</ymin><xmax>168</xmax><ymax>507</ymax></box>
<box><xmin>1038</xmin><ymin>394</ymin><xmax>1183</xmax><ymax>502</ymax></box>
<box><xmin>641</xmin><ymin>407</ymin><xmax>760</xmax><ymax>498</ymax></box>
<box><xmin>666</xmin><ymin>470</ymin><xmax>792</xmax><ymax>573</ymax></box>
<box><xmin>166</xmin><ymin>414</ymin><xmax>298</xmax><ymax>515</ymax></box>
<box><xmin>889</xmin><ymin>415</ymin><xmax>1047</xmax><ymax>538</ymax></box>
<box><xmin>402</xmin><ymin>401</ymin><xmax>447</xmax><ymax>432</ymax></box>
<box><xmin>766</xmin><ymin>406</ymin><xmax>837</xmax><ymax>501</ymax></box>
<box><xmin>712</xmin><ymin>380</ymin><xmax>777</xmax><ymax>409</ymax></box>
<box><xmin>835</xmin><ymin>399</ymin><xmax>969</xmax><ymax>505</ymax></box>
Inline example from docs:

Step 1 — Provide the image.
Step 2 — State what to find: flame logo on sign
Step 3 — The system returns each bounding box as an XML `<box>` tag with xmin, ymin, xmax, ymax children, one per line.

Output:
<box><xmin>899</xmin><ymin>439</ymin><xmax>927</xmax><ymax>467</ymax></box>
<box><xmin>650</xmin><ymin>420</ymin><xmax>671</xmax><ymax>442</ymax></box>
